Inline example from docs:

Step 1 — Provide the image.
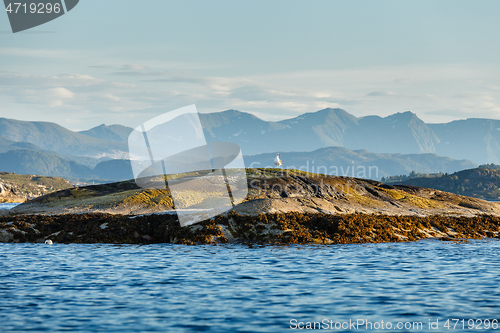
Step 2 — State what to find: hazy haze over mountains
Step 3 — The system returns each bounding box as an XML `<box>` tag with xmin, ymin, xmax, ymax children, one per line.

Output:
<box><xmin>55</xmin><ymin>108</ymin><xmax>499</xmax><ymax>166</ymax></box>
<box><xmin>0</xmin><ymin>108</ymin><xmax>498</xmax><ymax>181</ymax></box>
<box><xmin>200</xmin><ymin>108</ymin><xmax>500</xmax><ymax>165</ymax></box>
<box><xmin>0</xmin><ymin>118</ymin><xmax>128</xmax><ymax>158</ymax></box>
<box><xmin>78</xmin><ymin>124</ymin><xmax>132</xmax><ymax>143</ymax></box>
<box><xmin>244</xmin><ymin>147</ymin><xmax>476</xmax><ymax>179</ymax></box>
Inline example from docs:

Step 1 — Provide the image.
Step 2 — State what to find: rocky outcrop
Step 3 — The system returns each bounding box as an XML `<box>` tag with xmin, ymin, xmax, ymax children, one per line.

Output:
<box><xmin>10</xmin><ymin>169</ymin><xmax>500</xmax><ymax>217</ymax></box>
<box><xmin>2</xmin><ymin>168</ymin><xmax>500</xmax><ymax>244</ymax></box>
<box><xmin>0</xmin><ymin>172</ymin><xmax>72</xmax><ymax>204</ymax></box>
<box><xmin>0</xmin><ymin>182</ymin><xmax>26</xmax><ymax>203</ymax></box>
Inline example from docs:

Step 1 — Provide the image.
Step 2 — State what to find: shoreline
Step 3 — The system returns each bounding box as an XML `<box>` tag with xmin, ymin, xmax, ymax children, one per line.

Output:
<box><xmin>1</xmin><ymin>211</ymin><xmax>499</xmax><ymax>245</ymax></box>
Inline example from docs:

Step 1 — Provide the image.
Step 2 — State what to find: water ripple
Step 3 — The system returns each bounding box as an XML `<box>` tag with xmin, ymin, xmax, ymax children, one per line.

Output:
<box><xmin>1</xmin><ymin>240</ymin><xmax>500</xmax><ymax>332</ymax></box>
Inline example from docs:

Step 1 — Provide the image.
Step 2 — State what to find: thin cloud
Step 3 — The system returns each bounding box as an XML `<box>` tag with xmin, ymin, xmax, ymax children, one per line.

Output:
<box><xmin>49</xmin><ymin>87</ymin><xmax>74</xmax><ymax>99</ymax></box>
<box><xmin>122</xmin><ymin>64</ymin><xmax>147</xmax><ymax>71</ymax></box>
<box><xmin>0</xmin><ymin>72</ymin><xmax>103</xmax><ymax>87</ymax></box>
<box><xmin>89</xmin><ymin>65</ymin><xmax>114</xmax><ymax>69</ymax></box>
<box><xmin>367</xmin><ymin>91</ymin><xmax>397</xmax><ymax>97</ymax></box>
<box><xmin>112</xmin><ymin>70</ymin><xmax>171</xmax><ymax>76</ymax></box>
<box><xmin>2</xmin><ymin>63</ymin><xmax>500</xmax><ymax>128</ymax></box>
<box><xmin>0</xmin><ymin>47</ymin><xmax>72</xmax><ymax>58</ymax></box>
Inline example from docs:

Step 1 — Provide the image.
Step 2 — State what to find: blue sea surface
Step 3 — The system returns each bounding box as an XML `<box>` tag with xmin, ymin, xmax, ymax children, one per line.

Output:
<box><xmin>0</xmin><ymin>203</ymin><xmax>20</xmax><ymax>210</ymax></box>
<box><xmin>1</xmin><ymin>240</ymin><xmax>500</xmax><ymax>332</ymax></box>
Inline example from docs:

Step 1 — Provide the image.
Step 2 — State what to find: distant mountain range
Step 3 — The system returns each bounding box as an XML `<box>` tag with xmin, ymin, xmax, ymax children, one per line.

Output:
<box><xmin>0</xmin><ymin>118</ymin><xmax>128</xmax><ymax>158</ymax></box>
<box><xmin>78</xmin><ymin>124</ymin><xmax>132</xmax><ymax>143</ymax></box>
<box><xmin>244</xmin><ymin>147</ymin><xmax>476</xmax><ymax>179</ymax></box>
<box><xmin>0</xmin><ymin>148</ymin><xmax>134</xmax><ymax>182</ymax></box>
<box><xmin>198</xmin><ymin>109</ymin><xmax>500</xmax><ymax>164</ymax></box>
<box><xmin>4</xmin><ymin>109</ymin><xmax>497</xmax><ymax>164</ymax></box>
<box><xmin>0</xmin><ymin>145</ymin><xmax>475</xmax><ymax>182</ymax></box>
<box><xmin>1</xmin><ymin>108</ymin><xmax>499</xmax><ymax>182</ymax></box>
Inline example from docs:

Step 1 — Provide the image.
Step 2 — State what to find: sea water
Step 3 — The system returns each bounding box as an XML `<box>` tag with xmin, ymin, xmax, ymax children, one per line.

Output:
<box><xmin>1</xmin><ymin>240</ymin><xmax>500</xmax><ymax>332</ymax></box>
<box><xmin>0</xmin><ymin>203</ymin><xmax>20</xmax><ymax>210</ymax></box>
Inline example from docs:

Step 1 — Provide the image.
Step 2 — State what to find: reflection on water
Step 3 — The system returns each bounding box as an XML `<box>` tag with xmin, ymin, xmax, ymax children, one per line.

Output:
<box><xmin>1</xmin><ymin>240</ymin><xmax>499</xmax><ymax>332</ymax></box>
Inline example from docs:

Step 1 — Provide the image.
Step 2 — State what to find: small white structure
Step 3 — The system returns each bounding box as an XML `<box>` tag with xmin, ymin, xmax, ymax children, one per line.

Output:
<box><xmin>274</xmin><ymin>153</ymin><xmax>283</xmax><ymax>168</ymax></box>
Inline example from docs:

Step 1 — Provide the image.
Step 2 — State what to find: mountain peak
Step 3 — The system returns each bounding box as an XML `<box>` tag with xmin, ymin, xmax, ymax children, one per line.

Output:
<box><xmin>282</xmin><ymin>108</ymin><xmax>357</xmax><ymax>124</ymax></box>
<box><xmin>315</xmin><ymin>108</ymin><xmax>353</xmax><ymax>117</ymax></box>
<box><xmin>392</xmin><ymin>110</ymin><xmax>415</xmax><ymax>117</ymax></box>
<box><xmin>219</xmin><ymin>109</ymin><xmax>243</xmax><ymax>115</ymax></box>
<box><xmin>211</xmin><ymin>109</ymin><xmax>264</xmax><ymax>121</ymax></box>
<box><xmin>385</xmin><ymin>111</ymin><xmax>423</xmax><ymax>123</ymax></box>
<box><xmin>78</xmin><ymin>123</ymin><xmax>132</xmax><ymax>143</ymax></box>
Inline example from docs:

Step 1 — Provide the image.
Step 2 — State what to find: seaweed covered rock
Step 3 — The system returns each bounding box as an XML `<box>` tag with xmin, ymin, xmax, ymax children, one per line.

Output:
<box><xmin>3</xmin><ymin>168</ymin><xmax>500</xmax><ymax>245</ymax></box>
<box><xmin>1</xmin><ymin>212</ymin><xmax>500</xmax><ymax>245</ymax></box>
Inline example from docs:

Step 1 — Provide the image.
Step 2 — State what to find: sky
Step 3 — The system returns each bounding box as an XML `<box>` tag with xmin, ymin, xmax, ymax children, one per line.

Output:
<box><xmin>1</xmin><ymin>0</ymin><xmax>500</xmax><ymax>130</ymax></box>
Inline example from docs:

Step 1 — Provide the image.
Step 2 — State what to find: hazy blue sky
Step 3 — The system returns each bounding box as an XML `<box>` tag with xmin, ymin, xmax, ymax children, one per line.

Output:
<box><xmin>1</xmin><ymin>0</ymin><xmax>500</xmax><ymax>130</ymax></box>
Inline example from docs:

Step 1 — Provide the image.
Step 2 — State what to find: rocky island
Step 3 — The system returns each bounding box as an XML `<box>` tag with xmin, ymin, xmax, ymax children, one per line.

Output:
<box><xmin>385</xmin><ymin>166</ymin><xmax>500</xmax><ymax>201</ymax></box>
<box><xmin>0</xmin><ymin>172</ymin><xmax>72</xmax><ymax>203</ymax></box>
<box><xmin>1</xmin><ymin>169</ymin><xmax>500</xmax><ymax>244</ymax></box>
